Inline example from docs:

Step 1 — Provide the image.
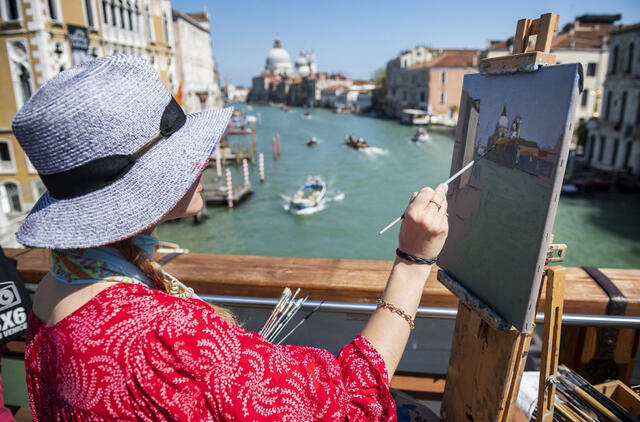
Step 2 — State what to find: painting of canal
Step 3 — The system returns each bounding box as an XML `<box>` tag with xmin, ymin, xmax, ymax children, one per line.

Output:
<box><xmin>438</xmin><ymin>64</ymin><xmax>581</xmax><ymax>331</ymax></box>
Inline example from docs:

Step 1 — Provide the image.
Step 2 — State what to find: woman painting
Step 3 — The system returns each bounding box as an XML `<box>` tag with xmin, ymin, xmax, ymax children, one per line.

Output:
<box><xmin>15</xmin><ymin>55</ymin><xmax>448</xmax><ymax>421</ymax></box>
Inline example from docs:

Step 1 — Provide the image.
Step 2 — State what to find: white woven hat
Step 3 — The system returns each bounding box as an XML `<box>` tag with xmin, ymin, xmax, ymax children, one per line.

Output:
<box><xmin>12</xmin><ymin>54</ymin><xmax>232</xmax><ymax>249</ymax></box>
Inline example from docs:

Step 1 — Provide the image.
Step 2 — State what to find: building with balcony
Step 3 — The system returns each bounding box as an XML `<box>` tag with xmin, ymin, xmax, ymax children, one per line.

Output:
<box><xmin>583</xmin><ymin>23</ymin><xmax>640</xmax><ymax>176</ymax></box>
<box><xmin>485</xmin><ymin>14</ymin><xmax>620</xmax><ymax>125</ymax></box>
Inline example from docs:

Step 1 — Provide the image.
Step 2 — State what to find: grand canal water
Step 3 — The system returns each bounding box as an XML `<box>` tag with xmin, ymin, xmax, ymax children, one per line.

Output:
<box><xmin>158</xmin><ymin>104</ymin><xmax>640</xmax><ymax>269</ymax></box>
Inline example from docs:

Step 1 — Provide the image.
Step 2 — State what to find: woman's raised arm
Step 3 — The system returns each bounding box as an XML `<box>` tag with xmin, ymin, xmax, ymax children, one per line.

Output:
<box><xmin>362</xmin><ymin>183</ymin><xmax>449</xmax><ymax>379</ymax></box>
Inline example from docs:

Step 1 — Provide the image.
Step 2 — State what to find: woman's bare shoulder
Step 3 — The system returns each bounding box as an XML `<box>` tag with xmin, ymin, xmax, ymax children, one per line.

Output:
<box><xmin>32</xmin><ymin>273</ymin><xmax>117</xmax><ymax>326</ymax></box>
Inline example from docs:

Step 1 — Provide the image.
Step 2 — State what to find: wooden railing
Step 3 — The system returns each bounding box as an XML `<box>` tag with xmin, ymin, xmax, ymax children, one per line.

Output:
<box><xmin>6</xmin><ymin>248</ymin><xmax>640</xmax><ymax>391</ymax></box>
<box><xmin>8</xmin><ymin>248</ymin><xmax>640</xmax><ymax>315</ymax></box>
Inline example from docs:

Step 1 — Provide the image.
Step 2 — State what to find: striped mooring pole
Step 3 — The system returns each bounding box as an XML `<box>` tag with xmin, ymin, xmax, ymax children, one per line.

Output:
<box><xmin>225</xmin><ymin>168</ymin><xmax>233</xmax><ymax>208</ymax></box>
<box><xmin>259</xmin><ymin>153</ymin><xmax>265</xmax><ymax>183</ymax></box>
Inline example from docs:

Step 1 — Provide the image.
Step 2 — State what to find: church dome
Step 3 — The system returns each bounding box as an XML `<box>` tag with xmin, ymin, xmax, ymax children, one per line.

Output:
<box><xmin>295</xmin><ymin>53</ymin><xmax>310</xmax><ymax>76</ymax></box>
<box><xmin>265</xmin><ymin>36</ymin><xmax>292</xmax><ymax>75</ymax></box>
<box><xmin>295</xmin><ymin>55</ymin><xmax>308</xmax><ymax>67</ymax></box>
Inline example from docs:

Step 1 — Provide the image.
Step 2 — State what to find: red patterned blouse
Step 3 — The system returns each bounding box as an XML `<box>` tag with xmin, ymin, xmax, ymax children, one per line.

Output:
<box><xmin>25</xmin><ymin>283</ymin><xmax>396</xmax><ymax>421</ymax></box>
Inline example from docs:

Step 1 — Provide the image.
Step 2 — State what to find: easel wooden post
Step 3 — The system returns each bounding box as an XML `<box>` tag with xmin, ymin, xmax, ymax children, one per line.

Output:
<box><xmin>440</xmin><ymin>13</ymin><xmax>564</xmax><ymax>421</ymax></box>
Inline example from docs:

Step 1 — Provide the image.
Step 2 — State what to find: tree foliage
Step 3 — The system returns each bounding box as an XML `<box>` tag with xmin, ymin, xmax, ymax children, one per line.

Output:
<box><xmin>371</xmin><ymin>67</ymin><xmax>386</xmax><ymax>85</ymax></box>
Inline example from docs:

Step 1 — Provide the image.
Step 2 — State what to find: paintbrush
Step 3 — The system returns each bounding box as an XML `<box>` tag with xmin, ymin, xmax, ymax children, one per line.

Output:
<box><xmin>378</xmin><ymin>144</ymin><xmax>497</xmax><ymax>235</ymax></box>
<box><xmin>276</xmin><ymin>300</ymin><xmax>326</xmax><ymax>345</ymax></box>
<box><xmin>263</xmin><ymin>288</ymin><xmax>301</xmax><ymax>340</ymax></box>
<box><xmin>268</xmin><ymin>295</ymin><xmax>309</xmax><ymax>343</ymax></box>
<box><xmin>259</xmin><ymin>288</ymin><xmax>291</xmax><ymax>337</ymax></box>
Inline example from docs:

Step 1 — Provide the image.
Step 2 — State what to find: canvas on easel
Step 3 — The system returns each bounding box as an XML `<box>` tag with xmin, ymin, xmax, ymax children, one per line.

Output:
<box><xmin>437</xmin><ymin>63</ymin><xmax>581</xmax><ymax>332</ymax></box>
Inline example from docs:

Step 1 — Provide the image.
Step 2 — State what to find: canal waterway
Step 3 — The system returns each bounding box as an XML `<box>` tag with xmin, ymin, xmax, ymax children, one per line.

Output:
<box><xmin>158</xmin><ymin>104</ymin><xmax>640</xmax><ymax>269</ymax></box>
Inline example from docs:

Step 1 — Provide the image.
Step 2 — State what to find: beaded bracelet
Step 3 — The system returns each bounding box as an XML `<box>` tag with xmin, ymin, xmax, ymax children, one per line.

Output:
<box><xmin>396</xmin><ymin>248</ymin><xmax>437</xmax><ymax>265</ymax></box>
<box><xmin>375</xmin><ymin>298</ymin><xmax>415</xmax><ymax>330</ymax></box>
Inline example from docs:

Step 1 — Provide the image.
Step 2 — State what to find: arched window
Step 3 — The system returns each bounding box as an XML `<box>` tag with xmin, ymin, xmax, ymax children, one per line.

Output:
<box><xmin>604</xmin><ymin>91</ymin><xmax>612</xmax><ymax>121</ymax></box>
<box><xmin>610</xmin><ymin>45</ymin><xmax>619</xmax><ymax>74</ymax></box>
<box><xmin>47</xmin><ymin>0</ymin><xmax>59</xmax><ymax>20</ymax></box>
<box><xmin>598</xmin><ymin>137</ymin><xmax>606</xmax><ymax>162</ymax></box>
<box><xmin>441</xmin><ymin>70</ymin><xmax>446</xmax><ymax>84</ymax></box>
<box><xmin>611</xmin><ymin>139</ymin><xmax>619</xmax><ymax>166</ymax></box>
<box><xmin>135</xmin><ymin>4</ymin><xmax>141</xmax><ymax>33</ymax></box>
<box><xmin>626</xmin><ymin>43</ymin><xmax>634</xmax><ymax>73</ymax></box>
<box><xmin>110</xmin><ymin>2</ymin><xmax>116</xmax><ymax>26</ymax></box>
<box><xmin>19</xmin><ymin>64</ymin><xmax>32</xmax><ymax>102</ymax></box>
<box><xmin>619</xmin><ymin>91</ymin><xmax>627</xmax><ymax>124</ymax></box>
<box><xmin>102</xmin><ymin>1</ymin><xmax>108</xmax><ymax>24</ymax></box>
<box><xmin>586</xmin><ymin>134</ymin><xmax>595</xmax><ymax>160</ymax></box>
<box><xmin>0</xmin><ymin>140</ymin><xmax>15</xmax><ymax>173</ymax></box>
<box><xmin>145</xmin><ymin>4</ymin><xmax>154</xmax><ymax>41</ymax></box>
<box><xmin>581</xmin><ymin>89</ymin><xmax>589</xmax><ymax>108</ymax></box>
<box><xmin>163</xmin><ymin>12</ymin><xmax>169</xmax><ymax>44</ymax></box>
<box><xmin>1</xmin><ymin>182</ymin><xmax>22</xmax><ymax>214</ymax></box>
<box><xmin>440</xmin><ymin>89</ymin><xmax>446</xmax><ymax>104</ymax></box>
<box><xmin>84</xmin><ymin>0</ymin><xmax>94</xmax><ymax>27</ymax></box>
<box><xmin>623</xmin><ymin>142</ymin><xmax>632</xmax><ymax>169</ymax></box>
<box><xmin>6</xmin><ymin>0</ymin><xmax>19</xmax><ymax>20</ymax></box>
<box><xmin>8</xmin><ymin>41</ymin><xmax>33</xmax><ymax>108</ymax></box>
<box><xmin>119</xmin><ymin>2</ymin><xmax>125</xmax><ymax>28</ymax></box>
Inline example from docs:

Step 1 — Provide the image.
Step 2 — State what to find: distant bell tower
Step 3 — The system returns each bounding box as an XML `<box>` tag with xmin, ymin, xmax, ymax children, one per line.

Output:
<box><xmin>496</xmin><ymin>105</ymin><xmax>509</xmax><ymax>138</ymax></box>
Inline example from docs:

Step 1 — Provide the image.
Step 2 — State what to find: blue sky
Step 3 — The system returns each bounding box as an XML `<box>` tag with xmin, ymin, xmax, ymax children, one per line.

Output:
<box><xmin>172</xmin><ymin>0</ymin><xmax>640</xmax><ymax>87</ymax></box>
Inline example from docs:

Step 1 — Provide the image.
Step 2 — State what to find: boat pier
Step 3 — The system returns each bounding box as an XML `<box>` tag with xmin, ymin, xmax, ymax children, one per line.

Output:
<box><xmin>202</xmin><ymin>160</ymin><xmax>253</xmax><ymax>207</ymax></box>
<box><xmin>201</xmin><ymin>184</ymin><xmax>252</xmax><ymax>206</ymax></box>
<box><xmin>210</xmin><ymin>122</ymin><xmax>257</xmax><ymax>166</ymax></box>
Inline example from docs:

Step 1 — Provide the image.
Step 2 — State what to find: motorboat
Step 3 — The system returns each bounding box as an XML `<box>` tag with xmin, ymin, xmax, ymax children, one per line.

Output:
<box><xmin>411</xmin><ymin>128</ymin><xmax>431</xmax><ymax>142</ymax></box>
<box><xmin>228</xmin><ymin>111</ymin><xmax>252</xmax><ymax>135</ymax></box>
<box><xmin>289</xmin><ymin>175</ymin><xmax>327</xmax><ymax>214</ymax></box>
<box><xmin>344</xmin><ymin>135</ymin><xmax>369</xmax><ymax>150</ymax></box>
<box><xmin>303</xmin><ymin>112</ymin><xmax>312</xmax><ymax>118</ymax></box>
<box><xmin>307</xmin><ymin>137</ymin><xmax>318</xmax><ymax>147</ymax></box>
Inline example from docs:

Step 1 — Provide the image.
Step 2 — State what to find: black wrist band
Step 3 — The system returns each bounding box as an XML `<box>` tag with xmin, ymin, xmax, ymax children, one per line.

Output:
<box><xmin>396</xmin><ymin>248</ymin><xmax>437</xmax><ymax>265</ymax></box>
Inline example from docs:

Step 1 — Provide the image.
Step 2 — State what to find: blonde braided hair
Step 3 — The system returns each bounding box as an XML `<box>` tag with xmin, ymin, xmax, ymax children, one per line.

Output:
<box><xmin>113</xmin><ymin>237</ymin><xmax>237</xmax><ymax>324</ymax></box>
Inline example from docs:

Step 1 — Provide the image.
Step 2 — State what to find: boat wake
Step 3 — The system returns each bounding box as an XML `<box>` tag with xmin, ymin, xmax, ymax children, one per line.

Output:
<box><xmin>281</xmin><ymin>191</ymin><xmax>343</xmax><ymax>215</ymax></box>
<box><xmin>364</xmin><ymin>147</ymin><xmax>389</xmax><ymax>156</ymax></box>
<box><xmin>326</xmin><ymin>192</ymin><xmax>345</xmax><ymax>202</ymax></box>
<box><xmin>284</xmin><ymin>200</ymin><xmax>327</xmax><ymax>215</ymax></box>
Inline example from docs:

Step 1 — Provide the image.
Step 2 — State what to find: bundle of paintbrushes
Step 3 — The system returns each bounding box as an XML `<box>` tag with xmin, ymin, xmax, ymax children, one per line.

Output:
<box><xmin>532</xmin><ymin>365</ymin><xmax>636</xmax><ymax>421</ymax></box>
<box><xmin>260</xmin><ymin>288</ymin><xmax>313</xmax><ymax>344</ymax></box>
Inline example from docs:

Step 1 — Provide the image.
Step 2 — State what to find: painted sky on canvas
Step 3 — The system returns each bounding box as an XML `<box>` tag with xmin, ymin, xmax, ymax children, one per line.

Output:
<box><xmin>471</xmin><ymin>64</ymin><xmax>581</xmax><ymax>151</ymax></box>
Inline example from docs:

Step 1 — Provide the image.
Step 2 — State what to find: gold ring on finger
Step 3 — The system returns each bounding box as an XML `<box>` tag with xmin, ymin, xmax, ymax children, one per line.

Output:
<box><xmin>428</xmin><ymin>200</ymin><xmax>442</xmax><ymax>211</ymax></box>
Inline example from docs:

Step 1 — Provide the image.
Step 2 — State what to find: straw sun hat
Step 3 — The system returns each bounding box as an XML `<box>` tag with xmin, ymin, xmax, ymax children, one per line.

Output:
<box><xmin>12</xmin><ymin>54</ymin><xmax>232</xmax><ymax>249</ymax></box>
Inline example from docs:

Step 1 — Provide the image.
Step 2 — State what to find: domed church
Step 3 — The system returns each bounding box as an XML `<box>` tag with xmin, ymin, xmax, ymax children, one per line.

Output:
<box><xmin>265</xmin><ymin>36</ymin><xmax>293</xmax><ymax>76</ymax></box>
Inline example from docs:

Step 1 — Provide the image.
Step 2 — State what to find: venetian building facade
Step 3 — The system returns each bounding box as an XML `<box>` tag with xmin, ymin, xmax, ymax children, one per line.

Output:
<box><xmin>172</xmin><ymin>9</ymin><xmax>222</xmax><ymax>113</ymax></box>
<box><xmin>0</xmin><ymin>0</ymin><xmax>173</xmax><ymax>245</ymax></box>
<box><xmin>584</xmin><ymin>23</ymin><xmax>640</xmax><ymax>176</ymax></box>
<box><xmin>485</xmin><ymin>14</ymin><xmax>619</xmax><ymax>125</ymax></box>
<box><xmin>384</xmin><ymin>47</ymin><xmax>480</xmax><ymax>123</ymax></box>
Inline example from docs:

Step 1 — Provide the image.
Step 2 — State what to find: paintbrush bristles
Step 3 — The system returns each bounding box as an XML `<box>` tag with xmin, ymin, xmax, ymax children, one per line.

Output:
<box><xmin>261</xmin><ymin>288</ymin><xmax>311</xmax><ymax>344</ymax></box>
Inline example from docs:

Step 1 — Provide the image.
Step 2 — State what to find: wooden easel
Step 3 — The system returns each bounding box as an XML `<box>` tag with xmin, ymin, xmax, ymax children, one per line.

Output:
<box><xmin>439</xmin><ymin>13</ymin><xmax>566</xmax><ymax>421</ymax></box>
<box><xmin>439</xmin><ymin>262</ymin><xmax>565</xmax><ymax>421</ymax></box>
